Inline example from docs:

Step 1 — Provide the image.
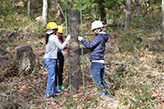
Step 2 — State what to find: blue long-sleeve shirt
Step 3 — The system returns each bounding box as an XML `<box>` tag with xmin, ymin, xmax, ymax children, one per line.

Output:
<box><xmin>81</xmin><ymin>32</ymin><xmax>108</xmax><ymax>61</ymax></box>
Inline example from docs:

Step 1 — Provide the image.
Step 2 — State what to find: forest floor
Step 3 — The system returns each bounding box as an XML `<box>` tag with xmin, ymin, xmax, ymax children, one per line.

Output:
<box><xmin>0</xmin><ymin>27</ymin><xmax>164</xmax><ymax>109</ymax></box>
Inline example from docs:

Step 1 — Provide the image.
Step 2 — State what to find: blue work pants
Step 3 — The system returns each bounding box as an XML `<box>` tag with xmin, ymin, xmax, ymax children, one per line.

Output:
<box><xmin>43</xmin><ymin>58</ymin><xmax>57</xmax><ymax>97</ymax></box>
<box><xmin>90</xmin><ymin>62</ymin><xmax>108</xmax><ymax>90</ymax></box>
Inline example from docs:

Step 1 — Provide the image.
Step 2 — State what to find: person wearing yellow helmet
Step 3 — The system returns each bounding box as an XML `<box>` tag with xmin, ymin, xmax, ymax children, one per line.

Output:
<box><xmin>43</xmin><ymin>22</ymin><xmax>71</xmax><ymax>98</ymax></box>
<box><xmin>55</xmin><ymin>25</ymin><xmax>67</xmax><ymax>92</ymax></box>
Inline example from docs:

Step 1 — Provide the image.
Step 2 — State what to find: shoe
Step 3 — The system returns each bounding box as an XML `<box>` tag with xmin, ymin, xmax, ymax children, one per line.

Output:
<box><xmin>60</xmin><ymin>85</ymin><xmax>67</xmax><ymax>91</ymax></box>
<box><xmin>55</xmin><ymin>91</ymin><xmax>61</xmax><ymax>96</ymax></box>
<box><xmin>99</xmin><ymin>91</ymin><xmax>106</xmax><ymax>98</ymax></box>
<box><xmin>105</xmin><ymin>89</ymin><xmax>113</xmax><ymax>98</ymax></box>
<box><xmin>105</xmin><ymin>88</ymin><xmax>110</xmax><ymax>95</ymax></box>
<box><xmin>47</xmin><ymin>94</ymin><xmax>58</xmax><ymax>99</ymax></box>
<box><xmin>57</xmin><ymin>86</ymin><xmax>61</xmax><ymax>92</ymax></box>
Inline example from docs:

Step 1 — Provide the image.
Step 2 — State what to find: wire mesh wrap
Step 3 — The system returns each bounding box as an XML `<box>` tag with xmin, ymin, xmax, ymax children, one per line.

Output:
<box><xmin>64</xmin><ymin>8</ymin><xmax>82</xmax><ymax>94</ymax></box>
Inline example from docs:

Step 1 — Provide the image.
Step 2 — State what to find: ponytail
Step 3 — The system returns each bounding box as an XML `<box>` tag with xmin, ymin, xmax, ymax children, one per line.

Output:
<box><xmin>45</xmin><ymin>34</ymin><xmax>50</xmax><ymax>44</ymax></box>
<box><xmin>45</xmin><ymin>29</ymin><xmax>58</xmax><ymax>44</ymax></box>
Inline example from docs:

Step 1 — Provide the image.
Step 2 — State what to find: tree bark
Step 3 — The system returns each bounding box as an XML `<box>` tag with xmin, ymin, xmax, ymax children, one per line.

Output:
<box><xmin>162</xmin><ymin>0</ymin><xmax>164</xmax><ymax>42</ymax></box>
<box><xmin>136</xmin><ymin>0</ymin><xmax>139</xmax><ymax>16</ymax></box>
<box><xmin>42</xmin><ymin>0</ymin><xmax>48</xmax><ymax>25</ymax></box>
<box><xmin>142</xmin><ymin>0</ymin><xmax>145</xmax><ymax>6</ymax></box>
<box><xmin>92</xmin><ymin>6</ymin><xmax>97</xmax><ymax>18</ymax></box>
<box><xmin>66</xmin><ymin>10</ymin><xmax>82</xmax><ymax>94</ymax></box>
<box><xmin>11</xmin><ymin>45</ymin><xmax>40</xmax><ymax>76</ymax></box>
<box><xmin>125</xmin><ymin>0</ymin><xmax>132</xmax><ymax>29</ymax></box>
<box><xmin>56</xmin><ymin>0</ymin><xmax>65</xmax><ymax>23</ymax></box>
<box><xmin>27</xmin><ymin>0</ymin><xmax>30</xmax><ymax>17</ymax></box>
<box><xmin>98</xmin><ymin>0</ymin><xmax>107</xmax><ymax>24</ymax></box>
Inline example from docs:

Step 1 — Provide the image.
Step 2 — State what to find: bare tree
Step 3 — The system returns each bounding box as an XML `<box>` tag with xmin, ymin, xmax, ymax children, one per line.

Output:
<box><xmin>27</xmin><ymin>0</ymin><xmax>30</xmax><ymax>17</ymax></box>
<box><xmin>162</xmin><ymin>0</ymin><xmax>164</xmax><ymax>42</ymax></box>
<box><xmin>42</xmin><ymin>0</ymin><xmax>48</xmax><ymax>25</ymax></box>
<box><xmin>136</xmin><ymin>0</ymin><xmax>139</xmax><ymax>16</ymax></box>
<box><xmin>142</xmin><ymin>0</ymin><xmax>145</xmax><ymax>6</ymax></box>
<box><xmin>67</xmin><ymin>10</ymin><xmax>82</xmax><ymax>94</ymax></box>
<box><xmin>98</xmin><ymin>0</ymin><xmax>107</xmax><ymax>24</ymax></box>
<box><xmin>56</xmin><ymin>0</ymin><xmax>65</xmax><ymax>23</ymax></box>
<box><xmin>125</xmin><ymin>0</ymin><xmax>132</xmax><ymax>29</ymax></box>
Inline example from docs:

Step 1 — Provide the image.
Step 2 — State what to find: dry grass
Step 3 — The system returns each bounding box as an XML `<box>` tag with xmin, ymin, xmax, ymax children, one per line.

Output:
<box><xmin>0</xmin><ymin>28</ymin><xmax>164</xmax><ymax>108</ymax></box>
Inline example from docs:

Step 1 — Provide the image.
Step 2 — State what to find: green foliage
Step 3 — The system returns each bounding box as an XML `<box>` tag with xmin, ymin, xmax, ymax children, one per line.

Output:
<box><xmin>0</xmin><ymin>0</ymin><xmax>163</xmax><ymax>108</ymax></box>
<box><xmin>118</xmin><ymin>28</ymin><xmax>148</xmax><ymax>53</ymax></box>
<box><xmin>103</xmin><ymin>0</ymin><xmax>123</xmax><ymax>9</ymax></box>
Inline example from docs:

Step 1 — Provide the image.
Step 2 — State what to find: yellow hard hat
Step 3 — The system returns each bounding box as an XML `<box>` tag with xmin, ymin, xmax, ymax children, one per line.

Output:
<box><xmin>58</xmin><ymin>25</ymin><xmax>63</xmax><ymax>33</ymax></box>
<box><xmin>46</xmin><ymin>22</ymin><xmax>58</xmax><ymax>30</ymax></box>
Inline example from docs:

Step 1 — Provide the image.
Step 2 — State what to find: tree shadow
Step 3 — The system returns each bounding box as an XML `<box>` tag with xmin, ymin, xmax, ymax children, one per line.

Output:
<box><xmin>73</xmin><ymin>47</ymin><xmax>90</xmax><ymax>55</ymax></box>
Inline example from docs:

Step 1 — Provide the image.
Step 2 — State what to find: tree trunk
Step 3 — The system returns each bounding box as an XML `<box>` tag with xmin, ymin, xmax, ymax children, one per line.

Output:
<box><xmin>125</xmin><ymin>0</ymin><xmax>132</xmax><ymax>29</ymax></box>
<box><xmin>142</xmin><ymin>0</ymin><xmax>145</xmax><ymax>6</ymax></box>
<box><xmin>136</xmin><ymin>0</ymin><xmax>139</xmax><ymax>16</ymax></box>
<box><xmin>162</xmin><ymin>0</ymin><xmax>164</xmax><ymax>42</ymax></box>
<box><xmin>42</xmin><ymin>0</ymin><xmax>48</xmax><ymax>25</ymax></box>
<box><xmin>56</xmin><ymin>0</ymin><xmax>65</xmax><ymax>23</ymax></box>
<box><xmin>66</xmin><ymin>10</ymin><xmax>82</xmax><ymax>94</ymax></box>
<box><xmin>27</xmin><ymin>0</ymin><xmax>30</xmax><ymax>17</ymax></box>
<box><xmin>98</xmin><ymin>0</ymin><xmax>107</xmax><ymax>24</ymax></box>
<box><xmin>92</xmin><ymin>6</ymin><xmax>97</xmax><ymax>18</ymax></box>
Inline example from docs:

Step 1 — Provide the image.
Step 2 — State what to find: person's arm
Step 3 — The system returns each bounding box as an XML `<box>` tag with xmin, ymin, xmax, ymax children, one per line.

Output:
<box><xmin>51</xmin><ymin>35</ymin><xmax>70</xmax><ymax>50</ymax></box>
<box><xmin>54</xmin><ymin>36</ymin><xmax>67</xmax><ymax>50</ymax></box>
<box><xmin>81</xmin><ymin>37</ymin><xmax>100</xmax><ymax>49</ymax></box>
<box><xmin>59</xmin><ymin>38</ymin><xmax>67</xmax><ymax>50</ymax></box>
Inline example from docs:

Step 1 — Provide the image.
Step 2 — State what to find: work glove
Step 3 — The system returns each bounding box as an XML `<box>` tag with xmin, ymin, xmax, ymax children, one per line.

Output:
<box><xmin>66</xmin><ymin>41</ymin><xmax>70</xmax><ymax>45</ymax></box>
<box><xmin>61</xmin><ymin>50</ymin><xmax>66</xmax><ymax>55</ymax></box>
<box><xmin>65</xmin><ymin>35</ymin><xmax>71</xmax><ymax>42</ymax></box>
<box><xmin>78</xmin><ymin>36</ymin><xmax>83</xmax><ymax>41</ymax></box>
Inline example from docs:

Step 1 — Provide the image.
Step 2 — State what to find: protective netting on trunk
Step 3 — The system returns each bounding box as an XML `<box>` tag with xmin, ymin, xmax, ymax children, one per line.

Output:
<box><xmin>62</xmin><ymin>1</ymin><xmax>95</xmax><ymax>94</ymax></box>
<box><xmin>62</xmin><ymin>5</ymin><xmax>82</xmax><ymax>94</ymax></box>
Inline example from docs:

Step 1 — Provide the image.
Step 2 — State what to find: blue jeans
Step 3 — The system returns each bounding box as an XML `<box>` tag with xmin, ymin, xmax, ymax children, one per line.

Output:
<box><xmin>90</xmin><ymin>62</ymin><xmax>108</xmax><ymax>90</ymax></box>
<box><xmin>43</xmin><ymin>58</ymin><xmax>57</xmax><ymax>97</ymax></box>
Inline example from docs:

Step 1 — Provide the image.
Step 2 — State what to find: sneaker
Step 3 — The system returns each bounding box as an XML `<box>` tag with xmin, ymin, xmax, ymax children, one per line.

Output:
<box><xmin>105</xmin><ymin>89</ymin><xmax>113</xmax><ymax>98</ymax></box>
<box><xmin>60</xmin><ymin>85</ymin><xmax>67</xmax><ymax>91</ymax></box>
<box><xmin>54</xmin><ymin>91</ymin><xmax>60</xmax><ymax>96</ymax></box>
<box><xmin>57</xmin><ymin>86</ymin><xmax>61</xmax><ymax>92</ymax></box>
<box><xmin>105</xmin><ymin>88</ymin><xmax>110</xmax><ymax>95</ymax></box>
<box><xmin>47</xmin><ymin>94</ymin><xmax>58</xmax><ymax>99</ymax></box>
<box><xmin>99</xmin><ymin>91</ymin><xmax>106</xmax><ymax>98</ymax></box>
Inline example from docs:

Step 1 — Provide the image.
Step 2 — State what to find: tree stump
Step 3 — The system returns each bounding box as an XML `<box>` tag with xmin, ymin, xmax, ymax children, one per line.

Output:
<box><xmin>13</xmin><ymin>45</ymin><xmax>40</xmax><ymax>76</ymax></box>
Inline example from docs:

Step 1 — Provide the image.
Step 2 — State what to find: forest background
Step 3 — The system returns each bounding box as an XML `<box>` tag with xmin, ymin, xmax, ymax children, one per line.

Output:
<box><xmin>0</xmin><ymin>0</ymin><xmax>164</xmax><ymax>108</ymax></box>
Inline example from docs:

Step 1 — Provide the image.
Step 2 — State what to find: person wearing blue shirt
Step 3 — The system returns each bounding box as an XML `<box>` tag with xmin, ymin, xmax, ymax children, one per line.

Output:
<box><xmin>78</xmin><ymin>20</ymin><xmax>111</xmax><ymax>97</ymax></box>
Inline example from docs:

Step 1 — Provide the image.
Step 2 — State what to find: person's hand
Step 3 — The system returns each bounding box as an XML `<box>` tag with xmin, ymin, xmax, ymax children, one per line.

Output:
<box><xmin>65</xmin><ymin>35</ymin><xmax>71</xmax><ymax>42</ymax></box>
<box><xmin>78</xmin><ymin>36</ymin><xmax>83</xmax><ymax>41</ymax></box>
<box><xmin>67</xmin><ymin>41</ymin><xmax>70</xmax><ymax>45</ymax></box>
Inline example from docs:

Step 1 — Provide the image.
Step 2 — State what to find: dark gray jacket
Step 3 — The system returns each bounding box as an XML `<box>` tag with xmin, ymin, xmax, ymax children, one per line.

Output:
<box><xmin>81</xmin><ymin>32</ymin><xmax>108</xmax><ymax>61</ymax></box>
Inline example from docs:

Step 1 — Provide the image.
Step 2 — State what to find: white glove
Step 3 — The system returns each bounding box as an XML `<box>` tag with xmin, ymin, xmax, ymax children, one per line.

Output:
<box><xmin>67</xmin><ymin>41</ymin><xmax>70</xmax><ymax>45</ymax></box>
<box><xmin>61</xmin><ymin>50</ymin><xmax>66</xmax><ymax>55</ymax></box>
<box><xmin>78</xmin><ymin>36</ymin><xmax>83</xmax><ymax>41</ymax></box>
<box><xmin>65</xmin><ymin>35</ymin><xmax>71</xmax><ymax>42</ymax></box>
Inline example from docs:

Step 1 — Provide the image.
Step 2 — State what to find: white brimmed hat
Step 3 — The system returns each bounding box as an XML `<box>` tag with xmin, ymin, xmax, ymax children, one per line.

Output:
<box><xmin>91</xmin><ymin>20</ymin><xmax>103</xmax><ymax>30</ymax></box>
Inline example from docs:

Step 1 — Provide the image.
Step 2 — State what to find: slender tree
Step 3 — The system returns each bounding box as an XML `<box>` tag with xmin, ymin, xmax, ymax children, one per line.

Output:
<box><xmin>136</xmin><ymin>0</ymin><xmax>139</xmax><ymax>16</ymax></box>
<box><xmin>162</xmin><ymin>0</ymin><xmax>164</xmax><ymax>42</ymax></box>
<box><xmin>27</xmin><ymin>0</ymin><xmax>30</xmax><ymax>17</ymax></box>
<box><xmin>125</xmin><ymin>0</ymin><xmax>132</xmax><ymax>29</ymax></box>
<box><xmin>98</xmin><ymin>0</ymin><xmax>107</xmax><ymax>24</ymax></box>
<box><xmin>42</xmin><ymin>0</ymin><xmax>48</xmax><ymax>25</ymax></box>
<box><xmin>56</xmin><ymin>0</ymin><xmax>65</xmax><ymax>23</ymax></box>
